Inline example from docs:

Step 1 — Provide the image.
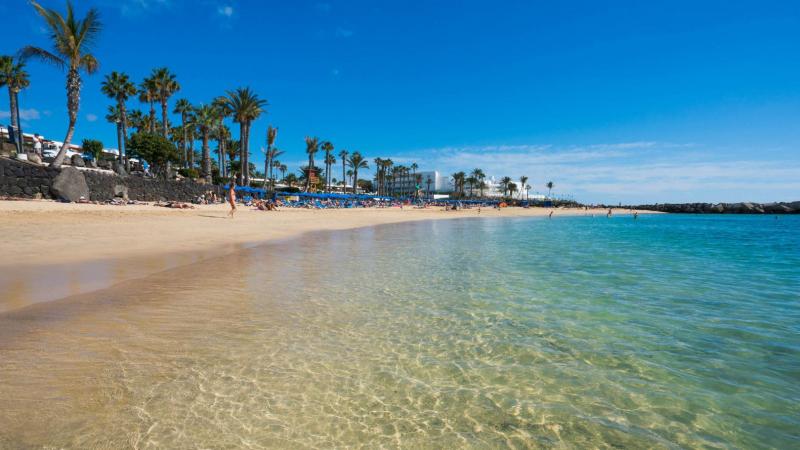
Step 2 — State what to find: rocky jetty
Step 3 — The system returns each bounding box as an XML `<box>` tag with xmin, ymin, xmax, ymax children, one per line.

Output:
<box><xmin>631</xmin><ymin>202</ymin><xmax>800</xmax><ymax>214</ymax></box>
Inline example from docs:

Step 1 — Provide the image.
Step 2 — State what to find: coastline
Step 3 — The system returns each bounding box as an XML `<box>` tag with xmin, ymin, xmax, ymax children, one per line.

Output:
<box><xmin>0</xmin><ymin>200</ymin><xmax>654</xmax><ymax>312</ymax></box>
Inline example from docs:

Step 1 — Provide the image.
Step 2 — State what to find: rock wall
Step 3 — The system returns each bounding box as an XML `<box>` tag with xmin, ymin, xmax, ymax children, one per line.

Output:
<box><xmin>632</xmin><ymin>202</ymin><xmax>799</xmax><ymax>214</ymax></box>
<box><xmin>0</xmin><ymin>157</ymin><xmax>221</xmax><ymax>202</ymax></box>
<box><xmin>0</xmin><ymin>156</ymin><xmax>57</xmax><ymax>198</ymax></box>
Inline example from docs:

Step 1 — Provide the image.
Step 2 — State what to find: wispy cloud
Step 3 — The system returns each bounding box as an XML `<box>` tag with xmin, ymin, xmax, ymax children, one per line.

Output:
<box><xmin>115</xmin><ymin>0</ymin><xmax>172</xmax><ymax>17</ymax></box>
<box><xmin>86</xmin><ymin>113</ymin><xmax>98</xmax><ymax>122</ymax></box>
<box><xmin>0</xmin><ymin>109</ymin><xmax>41</xmax><ymax>121</ymax></box>
<box><xmin>217</xmin><ymin>5</ymin><xmax>234</xmax><ymax>17</ymax></box>
<box><xmin>392</xmin><ymin>142</ymin><xmax>800</xmax><ymax>203</ymax></box>
<box><xmin>335</xmin><ymin>27</ymin><xmax>354</xmax><ymax>38</ymax></box>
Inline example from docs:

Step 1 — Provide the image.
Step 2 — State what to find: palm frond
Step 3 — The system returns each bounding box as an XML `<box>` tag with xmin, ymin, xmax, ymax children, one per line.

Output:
<box><xmin>18</xmin><ymin>46</ymin><xmax>65</xmax><ymax>70</ymax></box>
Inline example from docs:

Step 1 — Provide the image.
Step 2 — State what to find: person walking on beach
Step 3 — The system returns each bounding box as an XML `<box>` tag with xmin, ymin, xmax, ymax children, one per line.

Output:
<box><xmin>227</xmin><ymin>176</ymin><xmax>237</xmax><ymax>218</ymax></box>
<box><xmin>549</xmin><ymin>210</ymin><xmax>553</xmax><ymax>219</ymax></box>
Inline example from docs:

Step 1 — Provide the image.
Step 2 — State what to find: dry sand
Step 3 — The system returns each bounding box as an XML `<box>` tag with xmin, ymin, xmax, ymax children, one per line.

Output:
<box><xmin>0</xmin><ymin>200</ymin><xmax>650</xmax><ymax>311</ymax></box>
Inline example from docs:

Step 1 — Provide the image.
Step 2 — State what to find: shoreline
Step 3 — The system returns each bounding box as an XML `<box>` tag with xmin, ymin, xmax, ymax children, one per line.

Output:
<box><xmin>0</xmin><ymin>199</ymin><xmax>655</xmax><ymax>313</ymax></box>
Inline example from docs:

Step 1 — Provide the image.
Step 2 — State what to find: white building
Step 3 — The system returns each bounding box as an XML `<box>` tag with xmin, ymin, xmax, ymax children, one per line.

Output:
<box><xmin>383</xmin><ymin>170</ymin><xmax>454</xmax><ymax>196</ymax></box>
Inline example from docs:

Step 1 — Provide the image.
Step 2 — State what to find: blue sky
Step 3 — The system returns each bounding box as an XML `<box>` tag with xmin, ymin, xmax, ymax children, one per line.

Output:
<box><xmin>2</xmin><ymin>0</ymin><xmax>799</xmax><ymax>203</ymax></box>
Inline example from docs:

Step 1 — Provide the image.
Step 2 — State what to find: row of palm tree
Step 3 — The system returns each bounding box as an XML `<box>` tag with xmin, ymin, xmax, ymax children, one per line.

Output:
<box><xmin>14</xmin><ymin>1</ymin><xmax>269</xmax><ymax>185</ymax></box>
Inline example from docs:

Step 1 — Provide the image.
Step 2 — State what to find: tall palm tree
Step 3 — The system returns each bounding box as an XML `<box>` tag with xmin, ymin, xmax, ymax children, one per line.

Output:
<box><xmin>471</xmin><ymin>168</ymin><xmax>485</xmax><ymax>197</ymax></box>
<box><xmin>303</xmin><ymin>136</ymin><xmax>319</xmax><ymax>191</ymax></box>
<box><xmin>138</xmin><ymin>77</ymin><xmax>157</xmax><ymax>133</ymax></box>
<box><xmin>267</xmin><ymin>147</ymin><xmax>284</xmax><ymax>189</ymax></box>
<box><xmin>320</xmin><ymin>141</ymin><xmax>334</xmax><ymax>191</ymax></box>
<box><xmin>499</xmin><ymin>176</ymin><xmax>512</xmax><ymax>197</ymax></box>
<box><xmin>264</xmin><ymin>125</ymin><xmax>278</xmax><ymax>188</ymax></box>
<box><xmin>218</xmin><ymin>87</ymin><xmax>267</xmax><ymax>185</ymax></box>
<box><xmin>173</xmin><ymin>98</ymin><xmax>192</xmax><ymax>167</ymax></box>
<box><xmin>279</xmin><ymin>163</ymin><xmax>287</xmax><ymax>182</ymax></box>
<box><xmin>193</xmin><ymin>104</ymin><xmax>217</xmax><ymax>182</ymax></box>
<box><xmin>325</xmin><ymin>152</ymin><xmax>336</xmax><ymax>192</ymax></box>
<box><xmin>0</xmin><ymin>56</ymin><xmax>31</xmax><ymax>151</ymax></box>
<box><xmin>519</xmin><ymin>176</ymin><xmax>529</xmax><ymax>200</ymax></box>
<box><xmin>411</xmin><ymin>162</ymin><xmax>418</xmax><ymax>182</ymax></box>
<box><xmin>100</xmin><ymin>71</ymin><xmax>135</xmax><ymax>161</ymax></box>
<box><xmin>347</xmin><ymin>152</ymin><xmax>369</xmax><ymax>195</ymax></box>
<box><xmin>22</xmin><ymin>1</ymin><xmax>101</xmax><ymax>167</ymax></box>
<box><xmin>337</xmin><ymin>149</ymin><xmax>348</xmax><ymax>192</ymax></box>
<box><xmin>151</xmin><ymin>67</ymin><xmax>179</xmax><ymax>138</ymax></box>
<box><xmin>104</xmin><ymin>104</ymin><xmax>122</xmax><ymax>160</ymax></box>
<box><xmin>466</xmin><ymin>176</ymin><xmax>477</xmax><ymax>197</ymax></box>
<box><xmin>509</xmin><ymin>182</ymin><xmax>518</xmax><ymax>198</ymax></box>
<box><xmin>212</xmin><ymin>123</ymin><xmax>230</xmax><ymax>178</ymax></box>
<box><xmin>346</xmin><ymin>169</ymin><xmax>354</xmax><ymax>189</ymax></box>
<box><xmin>211</xmin><ymin>97</ymin><xmax>230</xmax><ymax>177</ymax></box>
<box><xmin>546</xmin><ymin>181</ymin><xmax>554</xmax><ymax>198</ymax></box>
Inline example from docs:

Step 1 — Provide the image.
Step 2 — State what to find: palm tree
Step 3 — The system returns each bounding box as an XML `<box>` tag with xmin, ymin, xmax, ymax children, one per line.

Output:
<box><xmin>138</xmin><ymin>77</ymin><xmax>157</xmax><ymax>133</ymax></box>
<box><xmin>212</xmin><ymin>123</ymin><xmax>230</xmax><ymax>178</ymax></box>
<box><xmin>347</xmin><ymin>152</ymin><xmax>369</xmax><ymax>194</ymax></box>
<box><xmin>264</xmin><ymin>125</ymin><xmax>278</xmax><ymax>188</ymax></box>
<box><xmin>339</xmin><ymin>149</ymin><xmax>348</xmax><ymax>192</ymax></box>
<box><xmin>411</xmin><ymin>162</ymin><xmax>418</xmax><ymax>183</ymax></box>
<box><xmin>346</xmin><ymin>169</ymin><xmax>354</xmax><ymax>189</ymax></box>
<box><xmin>471</xmin><ymin>168</ymin><xmax>485</xmax><ymax>197</ymax></box>
<box><xmin>279</xmin><ymin>163</ymin><xmax>287</xmax><ymax>182</ymax></box>
<box><xmin>546</xmin><ymin>181</ymin><xmax>554</xmax><ymax>198</ymax></box>
<box><xmin>218</xmin><ymin>87</ymin><xmax>266</xmax><ymax>185</ymax></box>
<box><xmin>22</xmin><ymin>1</ymin><xmax>101</xmax><ymax>167</ymax></box>
<box><xmin>267</xmin><ymin>147</ymin><xmax>284</xmax><ymax>189</ymax></box>
<box><xmin>173</xmin><ymin>98</ymin><xmax>192</xmax><ymax>167</ymax></box>
<box><xmin>519</xmin><ymin>176</ymin><xmax>528</xmax><ymax>200</ymax></box>
<box><xmin>193</xmin><ymin>104</ymin><xmax>217</xmax><ymax>182</ymax></box>
<box><xmin>151</xmin><ymin>67</ymin><xmax>179</xmax><ymax>137</ymax></box>
<box><xmin>100</xmin><ymin>71</ymin><xmax>135</xmax><ymax>162</ymax></box>
<box><xmin>466</xmin><ymin>176</ymin><xmax>477</xmax><ymax>197</ymax></box>
<box><xmin>325</xmin><ymin>152</ymin><xmax>336</xmax><ymax>192</ymax></box>
<box><xmin>0</xmin><ymin>56</ymin><xmax>31</xmax><ymax>151</ymax></box>
<box><xmin>508</xmin><ymin>182</ymin><xmax>518</xmax><ymax>198</ymax></box>
<box><xmin>105</xmin><ymin>104</ymin><xmax>122</xmax><ymax>161</ymax></box>
<box><xmin>451</xmin><ymin>171</ymin><xmax>466</xmax><ymax>197</ymax></box>
<box><xmin>303</xmin><ymin>136</ymin><xmax>319</xmax><ymax>191</ymax></box>
<box><xmin>320</xmin><ymin>141</ymin><xmax>334</xmax><ymax>191</ymax></box>
<box><xmin>426</xmin><ymin>175</ymin><xmax>432</xmax><ymax>198</ymax></box>
<box><xmin>499</xmin><ymin>176</ymin><xmax>512</xmax><ymax>197</ymax></box>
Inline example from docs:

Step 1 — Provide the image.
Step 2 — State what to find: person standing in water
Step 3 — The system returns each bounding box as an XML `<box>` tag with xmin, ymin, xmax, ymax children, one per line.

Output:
<box><xmin>227</xmin><ymin>175</ymin><xmax>237</xmax><ymax>218</ymax></box>
<box><xmin>549</xmin><ymin>210</ymin><xmax>553</xmax><ymax>218</ymax></box>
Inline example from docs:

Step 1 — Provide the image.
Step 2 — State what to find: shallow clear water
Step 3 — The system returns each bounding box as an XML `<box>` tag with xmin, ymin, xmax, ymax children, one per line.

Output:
<box><xmin>1</xmin><ymin>215</ymin><xmax>798</xmax><ymax>448</ymax></box>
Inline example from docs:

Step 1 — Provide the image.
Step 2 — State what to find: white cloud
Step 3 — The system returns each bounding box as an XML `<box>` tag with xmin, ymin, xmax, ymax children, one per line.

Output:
<box><xmin>217</xmin><ymin>5</ymin><xmax>234</xmax><ymax>17</ymax></box>
<box><xmin>0</xmin><ymin>109</ymin><xmax>41</xmax><ymax>120</ymax></box>
<box><xmin>391</xmin><ymin>142</ymin><xmax>800</xmax><ymax>204</ymax></box>
<box><xmin>86</xmin><ymin>113</ymin><xmax>98</xmax><ymax>122</ymax></box>
<box><xmin>335</xmin><ymin>27</ymin><xmax>354</xmax><ymax>38</ymax></box>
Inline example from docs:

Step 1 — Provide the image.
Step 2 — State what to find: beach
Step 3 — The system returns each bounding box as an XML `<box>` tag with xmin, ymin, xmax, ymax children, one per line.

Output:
<box><xmin>0</xmin><ymin>200</ymin><xmax>642</xmax><ymax>312</ymax></box>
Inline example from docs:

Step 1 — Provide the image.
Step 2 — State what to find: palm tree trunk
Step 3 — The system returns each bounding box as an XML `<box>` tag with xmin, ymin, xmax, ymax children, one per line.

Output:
<box><xmin>342</xmin><ymin>160</ymin><xmax>346</xmax><ymax>193</ymax></box>
<box><xmin>7</xmin><ymin>87</ymin><xmax>18</xmax><ymax>130</ymax></box>
<box><xmin>202</xmin><ymin>132</ymin><xmax>211</xmax><ymax>182</ymax></box>
<box><xmin>52</xmin><ymin>69</ymin><xmax>81</xmax><ymax>168</ymax></box>
<box><xmin>120</xmin><ymin>102</ymin><xmax>128</xmax><ymax>162</ymax></box>
<box><xmin>161</xmin><ymin>100</ymin><xmax>169</xmax><ymax>138</ymax></box>
<box><xmin>10</xmin><ymin>90</ymin><xmax>22</xmax><ymax>152</ymax></box>
<box><xmin>188</xmin><ymin>138</ymin><xmax>195</xmax><ymax>168</ymax></box>
<box><xmin>181</xmin><ymin>114</ymin><xmax>188</xmax><ymax>168</ymax></box>
<box><xmin>263</xmin><ymin>146</ymin><xmax>270</xmax><ymax>189</ymax></box>
<box><xmin>148</xmin><ymin>101</ymin><xmax>155</xmax><ymax>134</ymax></box>
<box><xmin>116</xmin><ymin>121</ymin><xmax>123</xmax><ymax>162</ymax></box>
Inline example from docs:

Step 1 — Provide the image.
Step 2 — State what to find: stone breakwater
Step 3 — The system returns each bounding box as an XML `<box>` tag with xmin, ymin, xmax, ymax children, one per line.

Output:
<box><xmin>0</xmin><ymin>156</ymin><xmax>220</xmax><ymax>202</ymax></box>
<box><xmin>631</xmin><ymin>202</ymin><xmax>800</xmax><ymax>214</ymax></box>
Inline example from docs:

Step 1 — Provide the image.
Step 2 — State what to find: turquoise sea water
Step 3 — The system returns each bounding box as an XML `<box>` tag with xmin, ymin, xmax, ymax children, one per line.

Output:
<box><xmin>1</xmin><ymin>214</ymin><xmax>798</xmax><ymax>448</ymax></box>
